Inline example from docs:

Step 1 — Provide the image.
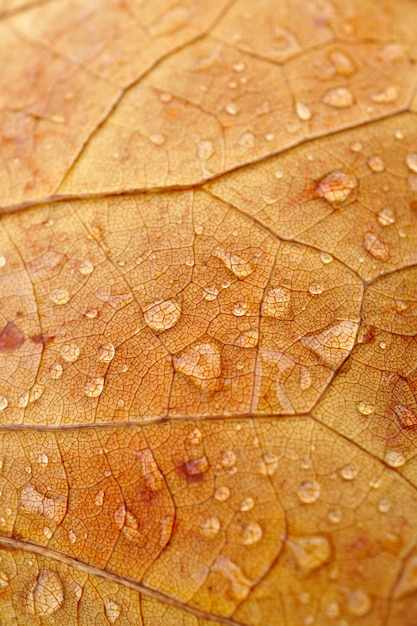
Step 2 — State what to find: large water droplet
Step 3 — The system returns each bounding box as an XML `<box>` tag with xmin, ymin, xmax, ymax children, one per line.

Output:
<box><xmin>104</xmin><ymin>599</ymin><xmax>121</xmax><ymax>624</ymax></box>
<box><xmin>329</xmin><ymin>50</ymin><xmax>355</xmax><ymax>75</ymax></box>
<box><xmin>296</xmin><ymin>102</ymin><xmax>312</xmax><ymax>121</ymax></box>
<box><xmin>98</xmin><ymin>343</ymin><xmax>115</xmax><ymax>362</ymax></box>
<box><xmin>186</xmin><ymin>455</ymin><xmax>209</xmax><ymax>476</ymax></box>
<box><xmin>201</xmin><ymin>516</ymin><xmax>221</xmax><ymax>537</ymax></box>
<box><xmin>84</xmin><ymin>377</ymin><xmax>105</xmax><ymax>398</ymax></box>
<box><xmin>61</xmin><ymin>343</ymin><xmax>80</xmax><ymax>363</ymax></box>
<box><xmin>377</xmin><ymin>499</ymin><xmax>391</xmax><ymax>514</ymax></box>
<box><xmin>174</xmin><ymin>341</ymin><xmax>221</xmax><ymax>379</ymax></box>
<box><xmin>215</xmin><ymin>486</ymin><xmax>230</xmax><ymax>501</ymax></box>
<box><xmin>384</xmin><ymin>450</ymin><xmax>406</xmax><ymax>468</ymax></box>
<box><xmin>144</xmin><ymin>299</ymin><xmax>181</xmax><ymax>332</ymax></box>
<box><xmin>49</xmin><ymin>363</ymin><xmax>63</xmax><ymax>379</ymax></box>
<box><xmin>289</xmin><ymin>536</ymin><xmax>331</xmax><ymax>573</ymax></box>
<box><xmin>240</xmin><ymin>522</ymin><xmax>263</xmax><ymax>545</ymax></box>
<box><xmin>377</xmin><ymin>207</ymin><xmax>395</xmax><ymax>226</ymax></box>
<box><xmin>356</xmin><ymin>401</ymin><xmax>375</xmax><ymax>415</ymax></box>
<box><xmin>212</xmin><ymin>246</ymin><xmax>254</xmax><ymax>279</ymax></box>
<box><xmin>260</xmin><ymin>453</ymin><xmax>279</xmax><ymax>476</ymax></box>
<box><xmin>367</xmin><ymin>156</ymin><xmax>385</xmax><ymax>172</ymax></box>
<box><xmin>79</xmin><ymin>260</ymin><xmax>94</xmax><ymax>275</ymax></box>
<box><xmin>316</xmin><ymin>170</ymin><xmax>357</xmax><ymax>205</ymax></box>
<box><xmin>322</xmin><ymin>87</ymin><xmax>354</xmax><ymax>108</ymax></box>
<box><xmin>340</xmin><ymin>463</ymin><xmax>357</xmax><ymax>480</ymax></box>
<box><xmin>233</xmin><ymin>301</ymin><xmax>247</xmax><ymax>317</ymax></box>
<box><xmin>204</xmin><ymin>286</ymin><xmax>219</xmax><ymax>301</ymax></box>
<box><xmin>26</xmin><ymin>570</ymin><xmax>64</xmax><ymax>616</ymax></box>
<box><xmin>301</xmin><ymin>320</ymin><xmax>358</xmax><ymax>369</ymax></box>
<box><xmin>308</xmin><ymin>283</ymin><xmax>323</xmax><ymax>295</ymax></box>
<box><xmin>221</xmin><ymin>450</ymin><xmax>237</xmax><ymax>469</ymax></box>
<box><xmin>49</xmin><ymin>288</ymin><xmax>70</xmax><ymax>305</ymax></box>
<box><xmin>240</xmin><ymin>497</ymin><xmax>255</xmax><ymax>511</ymax></box>
<box><xmin>362</xmin><ymin>232</ymin><xmax>389</xmax><ymax>261</ymax></box>
<box><xmin>297</xmin><ymin>480</ymin><xmax>321</xmax><ymax>503</ymax></box>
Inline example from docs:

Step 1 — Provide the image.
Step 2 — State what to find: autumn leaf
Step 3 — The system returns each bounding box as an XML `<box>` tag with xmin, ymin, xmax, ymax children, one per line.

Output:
<box><xmin>1</xmin><ymin>0</ymin><xmax>417</xmax><ymax>624</ymax></box>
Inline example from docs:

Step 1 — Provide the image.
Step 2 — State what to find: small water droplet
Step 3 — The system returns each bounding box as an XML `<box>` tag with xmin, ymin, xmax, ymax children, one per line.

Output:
<box><xmin>203</xmin><ymin>286</ymin><xmax>219</xmax><ymax>301</ymax></box>
<box><xmin>378</xmin><ymin>499</ymin><xmax>392</xmax><ymax>514</ymax></box>
<box><xmin>264</xmin><ymin>132</ymin><xmax>274</xmax><ymax>141</ymax></box>
<box><xmin>149</xmin><ymin>133</ymin><xmax>165</xmax><ymax>146</ymax></box>
<box><xmin>320</xmin><ymin>252</ymin><xmax>333</xmax><ymax>264</ymax></box>
<box><xmin>322</xmin><ymin>87</ymin><xmax>354</xmax><ymax>108</ymax></box>
<box><xmin>38</xmin><ymin>453</ymin><xmax>48</xmax><ymax>466</ymax></box>
<box><xmin>225</xmin><ymin>102</ymin><xmax>239</xmax><ymax>115</ymax></box>
<box><xmin>0</xmin><ymin>396</ymin><xmax>8</xmax><ymax>411</ymax></box>
<box><xmin>367</xmin><ymin>156</ymin><xmax>385</xmax><ymax>172</ymax></box>
<box><xmin>296</xmin><ymin>102</ymin><xmax>312</xmax><ymax>121</ymax></box>
<box><xmin>79</xmin><ymin>260</ymin><xmax>94</xmax><ymax>275</ymax></box>
<box><xmin>49</xmin><ymin>363</ymin><xmax>63</xmax><ymax>379</ymax></box>
<box><xmin>260</xmin><ymin>453</ymin><xmax>279</xmax><ymax>476</ymax></box>
<box><xmin>186</xmin><ymin>455</ymin><xmax>209</xmax><ymax>476</ymax></box>
<box><xmin>385</xmin><ymin>450</ymin><xmax>406</xmax><ymax>467</ymax></box>
<box><xmin>43</xmin><ymin>526</ymin><xmax>52</xmax><ymax>539</ymax></box>
<box><xmin>144</xmin><ymin>299</ymin><xmax>181</xmax><ymax>332</ymax></box>
<box><xmin>49</xmin><ymin>288</ymin><xmax>70</xmax><ymax>305</ymax></box>
<box><xmin>240</xmin><ymin>496</ymin><xmax>255</xmax><ymax>511</ymax></box>
<box><xmin>233</xmin><ymin>301</ymin><xmax>247</xmax><ymax>316</ymax></box>
<box><xmin>325</xmin><ymin>602</ymin><xmax>341</xmax><ymax>619</ymax></box>
<box><xmin>329</xmin><ymin>50</ymin><xmax>355</xmax><ymax>75</ymax></box>
<box><xmin>240</xmin><ymin>521</ymin><xmax>263</xmax><ymax>545</ymax></box>
<box><xmin>379</xmin><ymin>341</ymin><xmax>387</xmax><ymax>350</ymax></box>
<box><xmin>328</xmin><ymin>507</ymin><xmax>342</xmax><ymax>524</ymax></box>
<box><xmin>0</xmin><ymin>256</ymin><xmax>6</xmax><ymax>268</ymax></box>
<box><xmin>104</xmin><ymin>598</ymin><xmax>121</xmax><ymax>624</ymax></box>
<box><xmin>262</xmin><ymin>287</ymin><xmax>291</xmax><ymax>319</ymax></box>
<box><xmin>377</xmin><ymin>207</ymin><xmax>395</xmax><ymax>226</ymax></box>
<box><xmin>406</xmin><ymin>153</ymin><xmax>417</xmax><ymax>173</ymax></box>
<box><xmin>233</xmin><ymin>61</ymin><xmax>246</xmax><ymax>72</ymax></box>
<box><xmin>371</xmin><ymin>85</ymin><xmax>398</xmax><ymax>103</ymax></box>
<box><xmin>187</xmin><ymin>428</ymin><xmax>202</xmax><ymax>445</ymax></box>
<box><xmin>98</xmin><ymin>343</ymin><xmax>115</xmax><ymax>362</ymax></box>
<box><xmin>347</xmin><ymin>589</ymin><xmax>372</xmax><ymax>616</ymax></box>
<box><xmin>61</xmin><ymin>343</ymin><xmax>80</xmax><ymax>363</ymax></box>
<box><xmin>84</xmin><ymin>377</ymin><xmax>105</xmax><ymax>398</ymax></box>
<box><xmin>350</xmin><ymin>141</ymin><xmax>363</xmax><ymax>152</ymax></box>
<box><xmin>356</xmin><ymin>401</ymin><xmax>375</xmax><ymax>416</ymax></box>
<box><xmin>274</xmin><ymin>169</ymin><xmax>284</xmax><ymax>179</ymax></box>
<box><xmin>215</xmin><ymin>486</ymin><xmax>230</xmax><ymax>501</ymax></box>
<box><xmin>317</xmin><ymin>170</ymin><xmax>357</xmax><ymax>205</ymax></box>
<box><xmin>297</xmin><ymin>480</ymin><xmax>321</xmax><ymax>503</ymax></box>
<box><xmin>221</xmin><ymin>450</ymin><xmax>236</xmax><ymax>469</ymax></box>
<box><xmin>212</xmin><ymin>246</ymin><xmax>254</xmax><ymax>279</ymax></box>
<box><xmin>340</xmin><ymin>463</ymin><xmax>357</xmax><ymax>480</ymax></box>
<box><xmin>17</xmin><ymin>392</ymin><xmax>29</xmax><ymax>408</ymax></box>
<box><xmin>68</xmin><ymin>529</ymin><xmax>77</xmax><ymax>544</ymax></box>
<box><xmin>201</xmin><ymin>516</ymin><xmax>221</xmax><ymax>537</ymax></box>
<box><xmin>395</xmin><ymin>299</ymin><xmax>409</xmax><ymax>312</ymax></box>
<box><xmin>85</xmin><ymin>308</ymin><xmax>98</xmax><ymax>318</ymax></box>
<box><xmin>308</xmin><ymin>283</ymin><xmax>323</xmax><ymax>295</ymax></box>
<box><xmin>362</xmin><ymin>232</ymin><xmax>389</xmax><ymax>261</ymax></box>
<box><xmin>289</xmin><ymin>535</ymin><xmax>331</xmax><ymax>573</ymax></box>
<box><xmin>394</xmin><ymin>129</ymin><xmax>404</xmax><ymax>140</ymax></box>
<box><xmin>238</xmin><ymin>132</ymin><xmax>255</xmax><ymax>149</ymax></box>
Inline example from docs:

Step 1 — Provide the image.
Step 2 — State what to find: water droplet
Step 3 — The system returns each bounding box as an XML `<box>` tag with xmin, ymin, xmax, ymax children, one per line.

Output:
<box><xmin>26</xmin><ymin>570</ymin><xmax>64</xmax><ymax>616</ymax></box>
<box><xmin>260</xmin><ymin>453</ymin><xmax>279</xmax><ymax>476</ymax></box>
<box><xmin>299</xmin><ymin>591</ymin><xmax>311</xmax><ymax>605</ymax></box>
<box><xmin>234</xmin><ymin>330</ymin><xmax>259</xmax><ymax>348</ymax></box>
<box><xmin>262</xmin><ymin>287</ymin><xmax>292</xmax><ymax>319</ymax></box>
<box><xmin>240</xmin><ymin>496</ymin><xmax>255</xmax><ymax>511</ymax></box>
<box><xmin>144</xmin><ymin>299</ymin><xmax>181</xmax><ymax>332</ymax></box>
<box><xmin>406</xmin><ymin>153</ymin><xmax>417</xmax><ymax>173</ymax></box>
<box><xmin>198</xmin><ymin>139</ymin><xmax>214</xmax><ymax>161</ymax></box>
<box><xmin>149</xmin><ymin>133</ymin><xmax>165</xmax><ymax>146</ymax></box>
<box><xmin>38</xmin><ymin>453</ymin><xmax>48</xmax><ymax>466</ymax></box>
<box><xmin>296</xmin><ymin>102</ymin><xmax>312</xmax><ymax>121</ymax></box>
<box><xmin>84</xmin><ymin>377</ymin><xmax>105</xmax><ymax>398</ymax></box>
<box><xmin>225</xmin><ymin>102</ymin><xmax>239</xmax><ymax>116</ymax></box>
<box><xmin>85</xmin><ymin>308</ymin><xmax>98</xmax><ymax>319</ymax></box>
<box><xmin>395</xmin><ymin>299</ymin><xmax>409</xmax><ymax>312</ymax></box>
<box><xmin>95</xmin><ymin>490</ymin><xmax>104</xmax><ymax>507</ymax></box>
<box><xmin>61</xmin><ymin>343</ymin><xmax>80</xmax><ymax>363</ymax></box>
<box><xmin>211</xmin><ymin>556</ymin><xmax>252</xmax><ymax>601</ymax></box>
<box><xmin>221</xmin><ymin>450</ymin><xmax>236</xmax><ymax>469</ymax></box>
<box><xmin>48</xmin><ymin>363</ymin><xmax>63</xmax><ymax>380</ymax></box>
<box><xmin>43</xmin><ymin>526</ymin><xmax>52</xmax><ymax>539</ymax></box>
<box><xmin>350</xmin><ymin>141</ymin><xmax>363</xmax><ymax>152</ymax></box>
<box><xmin>317</xmin><ymin>170</ymin><xmax>357</xmax><ymax>205</ymax></box>
<box><xmin>367</xmin><ymin>156</ymin><xmax>385</xmax><ymax>172</ymax></box>
<box><xmin>385</xmin><ymin>450</ymin><xmax>406</xmax><ymax>468</ymax></box>
<box><xmin>187</xmin><ymin>428</ymin><xmax>202</xmax><ymax>445</ymax></box>
<box><xmin>186</xmin><ymin>455</ymin><xmax>209</xmax><ymax>476</ymax></box>
<box><xmin>356</xmin><ymin>401</ymin><xmax>375</xmax><ymax>416</ymax></box>
<box><xmin>328</xmin><ymin>507</ymin><xmax>342</xmax><ymax>524</ymax></box>
<box><xmin>322</xmin><ymin>87</ymin><xmax>354</xmax><ymax>108</ymax></box>
<box><xmin>0</xmin><ymin>396</ymin><xmax>8</xmax><ymax>411</ymax></box>
<box><xmin>275</xmin><ymin>169</ymin><xmax>284</xmax><ymax>179</ymax></box>
<box><xmin>68</xmin><ymin>529</ymin><xmax>77</xmax><ymax>544</ymax></box>
<box><xmin>340</xmin><ymin>464</ymin><xmax>357</xmax><ymax>480</ymax></box>
<box><xmin>301</xmin><ymin>320</ymin><xmax>358</xmax><ymax>369</ymax></box>
<box><xmin>325</xmin><ymin>602</ymin><xmax>341</xmax><ymax>619</ymax></box>
<box><xmin>174</xmin><ymin>341</ymin><xmax>221</xmax><ymax>380</ymax></box>
<box><xmin>240</xmin><ymin>522</ymin><xmax>263</xmax><ymax>545</ymax></box>
<box><xmin>289</xmin><ymin>536</ymin><xmax>331</xmax><ymax>573</ymax></box>
<box><xmin>104</xmin><ymin>599</ymin><xmax>121</xmax><ymax>624</ymax></box>
<box><xmin>202</xmin><ymin>285</ymin><xmax>218</xmax><ymax>302</ymax></box>
<box><xmin>378</xmin><ymin>499</ymin><xmax>391</xmax><ymax>514</ymax></box>
<box><xmin>362</xmin><ymin>232</ymin><xmax>389</xmax><ymax>261</ymax></box>
<box><xmin>17</xmin><ymin>392</ymin><xmax>29</xmax><ymax>408</ymax></box>
<box><xmin>49</xmin><ymin>288</ymin><xmax>70</xmax><ymax>305</ymax></box>
<box><xmin>378</xmin><ymin>207</ymin><xmax>395</xmax><ymax>226</ymax></box>
<box><xmin>0</xmin><ymin>256</ymin><xmax>6</xmax><ymax>268</ymax></box>
<box><xmin>329</xmin><ymin>50</ymin><xmax>355</xmax><ymax>75</ymax></box>
<box><xmin>215</xmin><ymin>486</ymin><xmax>230</xmax><ymax>501</ymax></box>
<box><xmin>394</xmin><ymin>404</ymin><xmax>417</xmax><ymax>428</ymax></box>
<box><xmin>347</xmin><ymin>590</ymin><xmax>372</xmax><ymax>616</ymax></box>
<box><xmin>319</xmin><ymin>252</ymin><xmax>332</xmax><ymax>265</ymax></box>
<box><xmin>238</xmin><ymin>132</ymin><xmax>255</xmax><ymax>149</ymax></box>
<box><xmin>308</xmin><ymin>283</ymin><xmax>323</xmax><ymax>295</ymax></box>
<box><xmin>79</xmin><ymin>260</ymin><xmax>94</xmax><ymax>275</ymax></box>
<box><xmin>233</xmin><ymin>301</ymin><xmax>247</xmax><ymax>316</ymax></box>
<box><xmin>233</xmin><ymin>61</ymin><xmax>246</xmax><ymax>72</ymax></box>
<box><xmin>297</xmin><ymin>480</ymin><xmax>321</xmax><ymax>504</ymax></box>
<box><xmin>98</xmin><ymin>343</ymin><xmax>115</xmax><ymax>362</ymax></box>
<box><xmin>371</xmin><ymin>85</ymin><xmax>398</xmax><ymax>104</ymax></box>
<box><xmin>201</xmin><ymin>516</ymin><xmax>221</xmax><ymax>537</ymax></box>
<box><xmin>212</xmin><ymin>246</ymin><xmax>254</xmax><ymax>279</ymax></box>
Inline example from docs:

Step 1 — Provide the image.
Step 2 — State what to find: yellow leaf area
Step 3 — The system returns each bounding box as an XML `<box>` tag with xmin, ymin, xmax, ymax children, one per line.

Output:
<box><xmin>1</xmin><ymin>0</ymin><xmax>417</xmax><ymax>624</ymax></box>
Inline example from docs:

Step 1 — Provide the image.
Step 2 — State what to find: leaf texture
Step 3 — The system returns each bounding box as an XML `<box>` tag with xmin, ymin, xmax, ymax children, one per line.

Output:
<box><xmin>1</xmin><ymin>0</ymin><xmax>417</xmax><ymax>625</ymax></box>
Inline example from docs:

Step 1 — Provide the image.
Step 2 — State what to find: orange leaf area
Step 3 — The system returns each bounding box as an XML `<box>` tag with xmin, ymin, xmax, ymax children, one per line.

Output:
<box><xmin>1</xmin><ymin>0</ymin><xmax>417</xmax><ymax>624</ymax></box>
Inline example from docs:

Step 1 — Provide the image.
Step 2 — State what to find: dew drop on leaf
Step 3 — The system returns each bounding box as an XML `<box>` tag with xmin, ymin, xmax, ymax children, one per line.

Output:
<box><xmin>144</xmin><ymin>299</ymin><xmax>181</xmax><ymax>332</ymax></box>
<box><xmin>316</xmin><ymin>170</ymin><xmax>357</xmax><ymax>205</ymax></box>
<box><xmin>406</xmin><ymin>152</ymin><xmax>417</xmax><ymax>173</ymax></box>
<box><xmin>61</xmin><ymin>343</ymin><xmax>80</xmax><ymax>363</ymax></box>
<box><xmin>98</xmin><ymin>343</ymin><xmax>115</xmax><ymax>362</ymax></box>
<box><xmin>84</xmin><ymin>377</ymin><xmax>105</xmax><ymax>398</ymax></box>
<box><xmin>322</xmin><ymin>87</ymin><xmax>354</xmax><ymax>108</ymax></box>
<box><xmin>297</xmin><ymin>480</ymin><xmax>321</xmax><ymax>504</ymax></box>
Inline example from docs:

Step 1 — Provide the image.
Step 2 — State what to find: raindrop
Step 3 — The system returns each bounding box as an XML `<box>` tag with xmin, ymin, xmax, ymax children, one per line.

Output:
<box><xmin>329</xmin><ymin>50</ymin><xmax>355</xmax><ymax>75</ymax></box>
<box><xmin>275</xmin><ymin>169</ymin><xmax>284</xmax><ymax>179</ymax></box>
<box><xmin>367</xmin><ymin>156</ymin><xmax>385</xmax><ymax>172</ymax></box>
<box><xmin>174</xmin><ymin>341</ymin><xmax>221</xmax><ymax>380</ymax></box>
<box><xmin>149</xmin><ymin>133</ymin><xmax>165</xmax><ymax>146</ymax></box>
<box><xmin>26</xmin><ymin>570</ymin><xmax>64</xmax><ymax>616</ymax></box>
<box><xmin>262</xmin><ymin>287</ymin><xmax>291</xmax><ymax>319</ymax></box>
<box><xmin>98</xmin><ymin>343</ymin><xmax>115</xmax><ymax>362</ymax></box>
<box><xmin>322</xmin><ymin>87</ymin><xmax>354</xmax><ymax>108</ymax></box>
<box><xmin>240</xmin><ymin>522</ymin><xmax>263</xmax><ymax>545</ymax></box>
<box><xmin>144</xmin><ymin>299</ymin><xmax>181</xmax><ymax>332</ymax></box>
<box><xmin>61</xmin><ymin>343</ymin><xmax>80</xmax><ymax>363</ymax></box>
<box><xmin>201</xmin><ymin>516</ymin><xmax>221</xmax><ymax>537</ymax></box>
<box><xmin>395</xmin><ymin>300</ymin><xmax>409</xmax><ymax>312</ymax></box>
<box><xmin>320</xmin><ymin>252</ymin><xmax>333</xmax><ymax>264</ymax></box>
<box><xmin>297</xmin><ymin>480</ymin><xmax>321</xmax><ymax>503</ymax></box>
<box><xmin>347</xmin><ymin>590</ymin><xmax>372</xmax><ymax>616</ymax></box>
<box><xmin>260</xmin><ymin>453</ymin><xmax>279</xmax><ymax>476</ymax></box>
<box><xmin>384</xmin><ymin>450</ymin><xmax>406</xmax><ymax>468</ymax></box>
<box><xmin>104</xmin><ymin>598</ymin><xmax>121</xmax><ymax>624</ymax></box>
<box><xmin>296</xmin><ymin>102</ymin><xmax>312</xmax><ymax>121</ymax></box>
<box><xmin>238</xmin><ymin>132</ymin><xmax>255</xmax><ymax>149</ymax></box>
<box><xmin>79</xmin><ymin>260</ymin><xmax>94</xmax><ymax>275</ymax></box>
<box><xmin>214</xmin><ymin>486</ymin><xmax>230</xmax><ymax>501</ymax></box>
<box><xmin>43</xmin><ymin>526</ymin><xmax>52</xmax><ymax>539</ymax></box>
<box><xmin>225</xmin><ymin>102</ymin><xmax>239</xmax><ymax>115</ymax></box>
<box><xmin>325</xmin><ymin>602</ymin><xmax>341</xmax><ymax>619</ymax></box>
<box><xmin>186</xmin><ymin>455</ymin><xmax>209</xmax><ymax>476</ymax></box>
<box><xmin>406</xmin><ymin>153</ymin><xmax>417</xmax><ymax>173</ymax></box>
<box><xmin>212</xmin><ymin>246</ymin><xmax>254</xmax><ymax>279</ymax></box>
<box><xmin>84</xmin><ymin>377</ymin><xmax>105</xmax><ymax>398</ymax></box>
<box><xmin>340</xmin><ymin>464</ymin><xmax>357</xmax><ymax>480</ymax></box>
<box><xmin>211</xmin><ymin>555</ymin><xmax>252</xmax><ymax>601</ymax></box>
<box><xmin>233</xmin><ymin>61</ymin><xmax>246</xmax><ymax>72</ymax></box>
<box><xmin>356</xmin><ymin>401</ymin><xmax>375</xmax><ymax>415</ymax></box>
<box><xmin>378</xmin><ymin>207</ymin><xmax>395</xmax><ymax>226</ymax></box>
<box><xmin>394</xmin><ymin>129</ymin><xmax>404</xmax><ymax>139</ymax></box>
<box><xmin>49</xmin><ymin>363</ymin><xmax>63</xmax><ymax>379</ymax></box>
<box><xmin>234</xmin><ymin>330</ymin><xmax>259</xmax><ymax>348</ymax></box>
<box><xmin>38</xmin><ymin>453</ymin><xmax>48</xmax><ymax>466</ymax></box>
<box><xmin>362</xmin><ymin>232</ymin><xmax>389</xmax><ymax>261</ymax></box>
<box><xmin>68</xmin><ymin>529</ymin><xmax>77</xmax><ymax>544</ymax></box>
<box><xmin>378</xmin><ymin>499</ymin><xmax>392</xmax><ymax>514</ymax></box>
<box><xmin>328</xmin><ymin>507</ymin><xmax>342</xmax><ymax>524</ymax></box>
<box><xmin>308</xmin><ymin>283</ymin><xmax>323</xmax><ymax>295</ymax></box>
<box><xmin>233</xmin><ymin>301</ymin><xmax>247</xmax><ymax>316</ymax></box>
<box><xmin>317</xmin><ymin>170</ymin><xmax>357</xmax><ymax>205</ymax></box>
<box><xmin>289</xmin><ymin>535</ymin><xmax>331</xmax><ymax>573</ymax></box>
<box><xmin>85</xmin><ymin>308</ymin><xmax>98</xmax><ymax>318</ymax></box>
<box><xmin>240</xmin><ymin>496</ymin><xmax>255</xmax><ymax>511</ymax></box>
<box><xmin>0</xmin><ymin>396</ymin><xmax>8</xmax><ymax>411</ymax></box>
<box><xmin>371</xmin><ymin>85</ymin><xmax>398</xmax><ymax>103</ymax></box>
<box><xmin>0</xmin><ymin>256</ymin><xmax>6</xmax><ymax>268</ymax></box>
<box><xmin>350</xmin><ymin>141</ymin><xmax>363</xmax><ymax>152</ymax></box>
<box><xmin>187</xmin><ymin>428</ymin><xmax>202</xmax><ymax>445</ymax></box>
<box><xmin>49</xmin><ymin>288</ymin><xmax>70</xmax><ymax>305</ymax></box>
<box><xmin>203</xmin><ymin>286</ymin><xmax>219</xmax><ymax>301</ymax></box>
<box><xmin>221</xmin><ymin>450</ymin><xmax>236</xmax><ymax>469</ymax></box>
